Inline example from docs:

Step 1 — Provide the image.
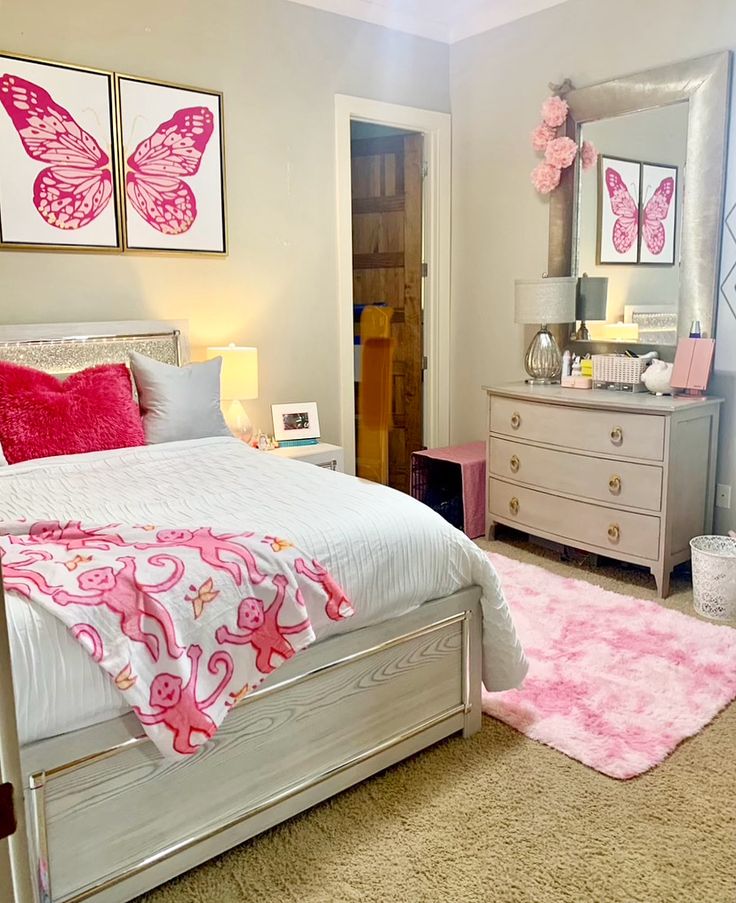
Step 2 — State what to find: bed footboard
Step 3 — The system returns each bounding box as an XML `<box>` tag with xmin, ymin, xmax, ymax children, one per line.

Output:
<box><xmin>20</xmin><ymin>588</ymin><xmax>482</xmax><ymax>903</ymax></box>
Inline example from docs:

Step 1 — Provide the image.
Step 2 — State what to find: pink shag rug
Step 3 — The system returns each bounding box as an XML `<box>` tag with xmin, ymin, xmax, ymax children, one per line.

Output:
<box><xmin>482</xmin><ymin>553</ymin><xmax>736</xmax><ymax>779</ymax></box>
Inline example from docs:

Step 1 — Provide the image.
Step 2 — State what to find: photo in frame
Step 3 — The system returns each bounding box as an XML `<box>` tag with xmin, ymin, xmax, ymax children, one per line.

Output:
<box><xmin>597</xmin><ymin>155</ymin><xmax>641</xmax><ymax>265</ymax></box>
<box><xmin>271</xmin><ymin>402</ymin><xmax>321</xmax><ymax>445</ymax></box>
<box><xmin>0</xmin><ymin>52</ymin><xmax>121</xmax><ymax>251</ymax></box>
<box><xmin>639</xmin><ymin>162</ymin><xmax>678</xmax><ymax>266</ymax></box>
<box><xmin>117</xmin><ymin>75</ymin><xmax>226</xmax><ymax>254</ymax></box>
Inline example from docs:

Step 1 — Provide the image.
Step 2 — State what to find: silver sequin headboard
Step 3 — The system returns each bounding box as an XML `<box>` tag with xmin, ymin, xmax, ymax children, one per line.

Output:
<box><xmin>0</xmin><ymin>320</ymin><xmax>187</xmax><ymax>375</ymax></box>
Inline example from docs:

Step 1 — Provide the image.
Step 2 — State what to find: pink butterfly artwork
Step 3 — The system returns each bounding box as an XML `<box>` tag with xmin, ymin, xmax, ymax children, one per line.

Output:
<box><xmin>0</xmin><ymin>74</ymin><xmax>113</xmax><ymax>230</ymax></box>
<box><xmin>125</xmin><ymin>107</ymin><xmax>214</xmax><ymax>235</ymax></box>
<box><xmin>604</xmin><ymin>166</ymin><xmax>639</xmax><ymax>255</ymax></box>
<box><xmin>640</xmin><ymin>176</ymin><xmax>675</xmax><ymax>257</ymax></box>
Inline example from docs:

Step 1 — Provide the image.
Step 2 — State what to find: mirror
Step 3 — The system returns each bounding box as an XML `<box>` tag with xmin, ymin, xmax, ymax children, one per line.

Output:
<box><xmin>548</xmin><ymin>52</ymin><xmax>732</xmax><ymax>351</ymax></box>
<box><xmin>577</xmin><ymin>104</ymin><xmax>689</xmax><ymax>344</ymax></box>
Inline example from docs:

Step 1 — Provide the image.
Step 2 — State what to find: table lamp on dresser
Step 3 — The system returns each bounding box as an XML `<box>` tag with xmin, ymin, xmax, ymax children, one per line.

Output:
<box><xmin>206</xmin><ymin>344</ymin><xmax>259</xmax><ymax>442</ymax></box>
<box><xmin>514</xmin><ymin>276</ymin><xmax>576</xmax><ymax>383</ymax></box>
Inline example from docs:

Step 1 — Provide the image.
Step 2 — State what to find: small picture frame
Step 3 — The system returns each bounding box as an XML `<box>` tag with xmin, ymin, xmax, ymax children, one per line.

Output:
<box><xmin>271</xmin><ymin>402</ymin><xmax>320</xmax><ymax>444</ymax></box>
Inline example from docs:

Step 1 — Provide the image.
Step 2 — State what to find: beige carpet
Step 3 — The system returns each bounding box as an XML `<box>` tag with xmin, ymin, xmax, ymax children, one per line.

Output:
<box><xmin>140</xmin><ymin>534</ymin><xmax>735</xmax><ymax>903</ymax></box>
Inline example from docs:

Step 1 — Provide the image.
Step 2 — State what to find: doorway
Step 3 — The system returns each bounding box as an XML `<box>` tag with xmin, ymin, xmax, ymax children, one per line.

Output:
<box><xmin>335</xmin><ymin>96</ymin><xmax>452</xmax><ymax>482</ymax></box>
<box><xmin>351</xmin><ymin>122</ymin><xmax>424</xmax><ymax>493</ymax></box>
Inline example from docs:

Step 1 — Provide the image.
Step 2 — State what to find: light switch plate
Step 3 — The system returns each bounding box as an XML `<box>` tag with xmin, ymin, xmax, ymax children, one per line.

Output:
<box><xmin>716</xmin><ymin>484</ymin><xmax>732</xmax><ymax>509</ymax></box>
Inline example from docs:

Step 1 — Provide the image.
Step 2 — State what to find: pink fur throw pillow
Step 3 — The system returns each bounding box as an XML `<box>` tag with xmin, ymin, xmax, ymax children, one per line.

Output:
<box><xmin>0</xmin><ymin>361</ymin><xmax>146</xmax><ymax>464</ymax></box>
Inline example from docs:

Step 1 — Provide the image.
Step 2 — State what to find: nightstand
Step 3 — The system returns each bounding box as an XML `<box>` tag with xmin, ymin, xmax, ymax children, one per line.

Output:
<box><xmin>267</xmin><ymin>442</ymin><xmax>344</xmax><ymax>473</ymax></box>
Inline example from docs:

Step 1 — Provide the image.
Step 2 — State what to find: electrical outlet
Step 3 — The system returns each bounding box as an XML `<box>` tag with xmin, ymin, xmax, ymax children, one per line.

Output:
<box><xmin>716</xmin><ymin>484</ymin><xmax>732</xmax><ymax>509</ymax></box>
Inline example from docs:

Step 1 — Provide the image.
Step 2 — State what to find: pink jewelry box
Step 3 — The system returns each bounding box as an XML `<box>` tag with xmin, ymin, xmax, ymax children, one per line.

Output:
<box><xmin>560</xmin><ymin>375</ymin><xmax>593</xmax><ymax>389</ymax></box>
<box><xmin>670</xmin><ymin>338</ymin><xmax>715</xmax><ymax>395</ymax></box>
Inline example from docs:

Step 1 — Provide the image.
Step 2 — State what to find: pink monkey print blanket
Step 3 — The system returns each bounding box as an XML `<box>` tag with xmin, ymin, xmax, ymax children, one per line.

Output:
<box><xmin>0</xmin><ymin>520</ymin><xmax>354</xmax><ymax>757</ymax></box>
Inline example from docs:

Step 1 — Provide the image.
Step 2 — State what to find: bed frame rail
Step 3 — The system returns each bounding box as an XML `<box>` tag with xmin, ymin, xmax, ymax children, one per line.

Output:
<box><xmin>19</xmin><ymin>588</ymin><xmax>482</xmax><ymax>903</ymax></box>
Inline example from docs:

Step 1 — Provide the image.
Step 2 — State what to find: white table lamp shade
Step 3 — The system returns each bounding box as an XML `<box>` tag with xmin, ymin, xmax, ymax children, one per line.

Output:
<box><xmin>514</xmin><ymin>277</ymin><xmax>577</xmax><ymax>325</ymax></box>
<box><xmin>207</xmin><ymin>345</ymin><xmax>259</xmax><ymax>401</ymax></box>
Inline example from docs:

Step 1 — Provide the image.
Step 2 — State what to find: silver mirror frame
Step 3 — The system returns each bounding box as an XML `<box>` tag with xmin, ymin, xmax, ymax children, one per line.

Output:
<box><xmin>549</xmin><ymin>51</ymin><xmax>732</xmax><ymax>341</ymax></box>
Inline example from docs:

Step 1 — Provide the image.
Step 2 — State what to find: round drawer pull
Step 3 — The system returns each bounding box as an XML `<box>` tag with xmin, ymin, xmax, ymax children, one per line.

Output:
<box><xmin>509</xmin><ymin>497</ymin><xmax>520</xmax><ymax>516</ymax></box>
<box><xmin>510</xmin><ymin>455</ymin><xmax>520</xmax><ymax>473</ymax></box>
<box><xmin>607</xmin><ymin>523</ymin><xmax>621</xmax><ymax>543</ymax></box>
<box><xmin>608</xmin><ymin>475</ymin><xmax>622</xmax><ymax>494</ymax></box>
<box><xmin>610</xmin><ymin>426</ymin><xmax>624</xmax><ymax>444</ymax></box>
<box><xmin>510</xmin><ymin>412</ymin><xmax>522</xmax><ymax>430</ymax></box>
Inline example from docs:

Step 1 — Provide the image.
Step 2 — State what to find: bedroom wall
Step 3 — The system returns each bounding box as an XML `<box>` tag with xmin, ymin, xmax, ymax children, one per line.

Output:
<box><xmin>0</xmin><ymin>0</ymin><xmax>449</xmax><ymax>441</ymax></box>
<box><xmin>449</xmin><ymin>0</ymin><xmax>736</xmax><ymax>532</ymax></box>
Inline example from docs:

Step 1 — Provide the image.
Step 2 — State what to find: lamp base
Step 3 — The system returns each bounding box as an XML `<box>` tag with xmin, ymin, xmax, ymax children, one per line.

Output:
<box><xmin>524</xmin><ymin>377</ymin><xmax>560</xmax><ymax>385</ymax></box>
<box><xmin>524</xmin><ymin>324</ymin><xmax>562</xmax><ymax>382</ymax></box>
<box><xmin>224</xmin><ymin>399</ymin><xmax>253</xmax><ymax>443</ymax></box>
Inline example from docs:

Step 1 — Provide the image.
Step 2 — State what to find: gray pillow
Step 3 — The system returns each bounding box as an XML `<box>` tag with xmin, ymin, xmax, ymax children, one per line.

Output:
<box><xmin>129</xmin><ymin>352</ymin><xmax>231</xmax><ymax>444</ymax></box>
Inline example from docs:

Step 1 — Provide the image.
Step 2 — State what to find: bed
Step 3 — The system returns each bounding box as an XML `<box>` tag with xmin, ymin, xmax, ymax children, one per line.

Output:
<box><xmin>0</xmin><ymin>321</ymin><xmax>526</xmax><ymax>903</ymax></box>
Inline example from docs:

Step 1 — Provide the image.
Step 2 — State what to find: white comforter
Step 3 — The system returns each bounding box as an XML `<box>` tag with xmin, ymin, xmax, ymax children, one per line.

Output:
<box><xmin>0</xmin><ymin>438</ymin><xmax>527</xmax><ymax>745</ymax></box>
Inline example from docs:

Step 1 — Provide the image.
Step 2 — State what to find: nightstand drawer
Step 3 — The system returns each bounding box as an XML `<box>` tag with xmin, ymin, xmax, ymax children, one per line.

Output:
<box><xmin>267</xmin><ymin>443</ymin><xmax>344</xmax><ymax>472</ymax></box>
<box><xmin>489</xmin><ymin>438</ymin><xmax>663</xmax><ymax>512</ymax></box>
<box><xmin>490</xmin><ymin>397</ymin><xmax>665</xmax><ymax>461</ymax></box>
<box><xmin>489</xmin><ymin>478</ymin><xmax>661</xmax><ymax>561</ymax></box>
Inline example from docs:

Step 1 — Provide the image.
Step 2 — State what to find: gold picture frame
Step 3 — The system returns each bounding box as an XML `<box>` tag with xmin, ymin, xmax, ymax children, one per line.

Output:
<box><xmin>0</xmin><ymin>50</ymin><xmax>123</xmax><ymax>253</ymax></box>
<box><xmin>0</xmin><ymin>51</ymin><xmax>228</xmax><ymax>256</ymax></box>
<box><xmin>115</xmin><ymin>72</ymin><xmax>228</xmax><ymax>256</ymax></box>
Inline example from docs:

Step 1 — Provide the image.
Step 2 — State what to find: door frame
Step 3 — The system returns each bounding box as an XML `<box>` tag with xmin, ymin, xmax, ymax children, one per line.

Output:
<box><xmin>335</xmin><ymin>95</ymin><xmax>451</xmax><ymax>475</ymax></box>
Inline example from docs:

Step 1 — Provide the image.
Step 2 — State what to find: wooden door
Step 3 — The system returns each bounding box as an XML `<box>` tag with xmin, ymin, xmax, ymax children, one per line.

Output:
<box><xmin>351</xmin><ymin>131</ymin><xmax>424</xmax><ymax>493</ymax></box>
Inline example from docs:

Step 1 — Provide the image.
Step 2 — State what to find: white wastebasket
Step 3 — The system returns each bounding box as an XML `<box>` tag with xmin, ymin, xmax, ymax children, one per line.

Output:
<box><xmin>690</xmin><ymin>535</ymin><xmax>736</xmax><ymax>621</ymax></box>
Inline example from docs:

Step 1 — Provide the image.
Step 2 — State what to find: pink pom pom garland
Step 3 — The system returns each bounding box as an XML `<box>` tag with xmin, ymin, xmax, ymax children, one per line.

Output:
<box><xmin>531</xmin><ymin>123</ymin><xmax>556</xmax><ymax>153</ymax></box>
<box><xmin>529</xmin><ymin>88</ymin><xmax>597</xmax><ymax>195</ymax></box>
<box><xmin>581</xmin><ymin>140</ymin><xmax>598</xmax><ymax>171</ymax></box>
<box><xmin>531</xmin><ymin>162</ymin><xmax>562</xmax><ymax>195</ymax></box>
<box><xmin>544</xmin><ymin>136</ymin><xmax>578</xmax><ymax>169</ymax></box>
<box><xmin>541</xmin><ymin>95</ymin><xmax>569</xmax><ymax>128</ymax></box>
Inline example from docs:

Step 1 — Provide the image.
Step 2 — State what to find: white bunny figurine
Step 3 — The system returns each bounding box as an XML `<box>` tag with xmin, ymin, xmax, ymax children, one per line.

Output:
<box><xmin>641</xmin><ymin>359</ymin><xmax>674</xmax><ymax>396</ymax></box>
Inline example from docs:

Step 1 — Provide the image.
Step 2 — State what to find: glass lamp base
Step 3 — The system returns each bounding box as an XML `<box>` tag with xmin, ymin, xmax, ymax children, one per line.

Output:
<box><xmin>524</xmin><ymin>325</ymin><xmax>562</xmax><ymax>382</ymax></box>
<box><xmin>224</xmin><ymin>399</ymin><xmax>254</xmax><ymax>443</ymax></box>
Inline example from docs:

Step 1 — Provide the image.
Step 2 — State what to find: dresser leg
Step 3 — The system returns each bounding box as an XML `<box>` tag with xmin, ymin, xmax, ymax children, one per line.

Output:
<box><xmin>487</xmin><ymin>521</ymin><xmax>497</xmax><ymax>541</ymax></box>
<box><xmin>652</xmin><ymin>567</ymin><xmax>671</xmax><ymax>599</ymax></box>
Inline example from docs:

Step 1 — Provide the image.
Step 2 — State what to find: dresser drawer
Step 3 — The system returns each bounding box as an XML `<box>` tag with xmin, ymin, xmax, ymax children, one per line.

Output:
<box><xmin>489</xmin><ymin>478</ymin><xmax>661</xmax><ymax>561</ymax></box>
<box><xmin>489</xmin><ymin>437</ymin><xmax>663</xmax><ymax>512</ymax></box>
<box><xmin>490</xmin><ymin>397</ymin><xmax>665</xmax><ymax>461</ymax></box>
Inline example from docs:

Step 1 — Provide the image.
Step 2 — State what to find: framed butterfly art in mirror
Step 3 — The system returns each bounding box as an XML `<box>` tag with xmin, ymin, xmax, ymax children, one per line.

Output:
<box><xmin>0</xmin><ymin>52</ymin><xmax>122</xmax><ymax>252</ymax></box>
<box><xmin>596</xmin><ymin>154</ymin><xmax>678</xmax><ymax>267</ymax></box>
<box><xmin>597</xmin><ymin>155</ymin><xmax>640</xmax><ymax>265</ymax></box>
<box><xmin>639</xmin><ymin>162</ymin><xmax>678</xmax><ymax>266</ymax></box>
<box><xmin>116</xmin><ymin>74</ymin><xmax>227</xmax><ymax>255</ymax></box>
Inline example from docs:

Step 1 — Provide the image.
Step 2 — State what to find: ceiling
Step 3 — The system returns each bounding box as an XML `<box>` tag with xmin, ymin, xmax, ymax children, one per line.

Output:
<box><xmin>285</xmin><ymin>0</ymin><xmax>570</xmax><ymax>43</ymax></box>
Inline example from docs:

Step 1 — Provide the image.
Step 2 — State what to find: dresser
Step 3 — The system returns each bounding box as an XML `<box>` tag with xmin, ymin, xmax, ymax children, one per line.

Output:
<box><xmin>484</xmin><ymin>383</ymin><xmax>722</xmax><ymax>597</ymax></box>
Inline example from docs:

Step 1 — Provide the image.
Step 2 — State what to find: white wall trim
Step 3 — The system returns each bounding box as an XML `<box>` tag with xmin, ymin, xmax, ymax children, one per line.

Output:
<box><xmin>335</xmin><ymin>94</ymin><xmax>451</xmax><ymax>474</ymax></box>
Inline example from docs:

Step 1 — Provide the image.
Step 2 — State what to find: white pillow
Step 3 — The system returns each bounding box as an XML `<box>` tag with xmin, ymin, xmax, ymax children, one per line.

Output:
<box><xmin>129</xmin><ymin>352</ymin><xmax>231</xmax><ymax>445</ymax></box>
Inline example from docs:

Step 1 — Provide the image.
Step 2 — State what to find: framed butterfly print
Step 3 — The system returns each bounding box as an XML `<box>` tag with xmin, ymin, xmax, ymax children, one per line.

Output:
<box><xmin>0</xmin><ymin>52</ymin><xmax>122</xmax><ymax>252</ymax></box>
<box><xmin>116</xmin><ymin>75</ymin><xmax>227</xmax><ymax>254</ymax></box>
<box><xmin>639</xmin><ymin>162</ymin><xmax>678</xmax><ymax>266</ymax></box>
<box><xmin>597</xmin><ymin>155</ymin><xmax>640</xmax><ymax>265</ymax></box>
